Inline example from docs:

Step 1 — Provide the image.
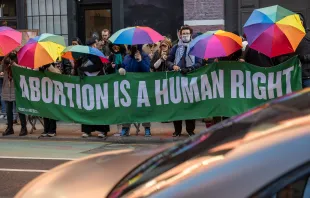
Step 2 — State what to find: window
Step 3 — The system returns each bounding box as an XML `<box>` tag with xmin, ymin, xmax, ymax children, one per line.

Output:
<box><xmin>273</xmin><ymin>176</ymin><xmax>310</xmax><ymax>198</ymax></box>
<box><xmin>26</xmin><ymin>0</ymin><xmax>68</xmax><ymax>45</ymax></box>
<box><xmin>251</xmin><ymin>162</ymin><xmax>310</xmax><ymax>198</ymax></box>
<box><xmin>0</xmin><ymin>0</ymin><xmax>17</xmax><ymax>28</ymax></box>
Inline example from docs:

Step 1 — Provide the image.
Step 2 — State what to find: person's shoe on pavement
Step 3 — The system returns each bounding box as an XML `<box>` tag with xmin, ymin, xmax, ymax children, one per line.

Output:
<box><xmin>41</xmin><ymin>131</ymin><xmax>48</xmax><ymax>137</ymax></box>
<box><xmin>47</xmin><ymin>132</ymin><xmax>56</xmax><ymax>137</ymax></box>
<box><xmin>98</xmin><ymin>132</ymin><xmax>107</xmax><ymax>138</ymax></box>
<box><xmin>188</xmin><ymin>132</ymin><xmax>195</xmax><ymax>137</ymax></box>
<box><xmin>144</xmin><ymin>127</ymin><xmax>151</xmax><ymax>137</ymax></box>
<box><xmin>0</xmin><ymin>115</ymin><xmax>4</xmax><ymax>119</ymax></box>
<box><xmin>120</xmin><ymin>128</ymin><xmax>129</xmax><ymax>137</ymax></box>
<box><xmin>2</xmin><ymin>127</ymin><xmax>14</xmax><ymax>136</ymax></box>
<box><xmin>82</xmin><ymin>133</ymin><xmax>91</xmax><ymax>138</ymax></box>
<box><xmin>172</xmin><ymin>132</ymin><xmax>181</xmax><ymax>137</ymax></box>
<box><xmin>19</xmin><ymin>127</ymin><xmax>28</xmax><ymax>136</ymax></box>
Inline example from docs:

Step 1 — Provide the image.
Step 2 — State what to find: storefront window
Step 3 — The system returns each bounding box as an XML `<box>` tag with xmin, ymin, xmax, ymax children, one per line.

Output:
<box><xmin>26</xmin><ymin>0</ymin><xmax>68</xmax><ymax>44</ymax></box>
<box><xmin>0</xmin><ymin>0</ymin><xmax>17</xmax><ymax>29</ymax></box>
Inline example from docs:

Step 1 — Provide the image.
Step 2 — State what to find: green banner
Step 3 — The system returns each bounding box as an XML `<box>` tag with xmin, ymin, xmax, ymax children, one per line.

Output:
<box><xmin>12</xmin><ymin>57</ymin><xmax>302</xmax><ymax>125</ymax></box>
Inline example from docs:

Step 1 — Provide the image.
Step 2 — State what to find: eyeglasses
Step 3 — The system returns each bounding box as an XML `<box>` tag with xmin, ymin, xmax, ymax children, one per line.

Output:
<box><xmin>161</xmin><ymin>45</ymin><xmax>168</xmax><ymax>48</ymax></box>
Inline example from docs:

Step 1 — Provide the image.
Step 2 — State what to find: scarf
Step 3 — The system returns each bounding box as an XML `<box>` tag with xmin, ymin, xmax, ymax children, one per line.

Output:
<box><xmin>114</xmin><ymin>53</ymin><xmax>123</xmax><ymax>65</ymax></box>
<box><xmin>174</xmin><ymin>40</ymin><xmax>195</xmax><ymax>68</ymax></box>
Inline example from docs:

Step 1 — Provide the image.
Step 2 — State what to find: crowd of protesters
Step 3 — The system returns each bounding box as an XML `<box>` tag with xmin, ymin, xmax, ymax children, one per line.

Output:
<box><xmin>1</xmin><ymin>13</ymin><xmax>310</xmax><ymax>138</ymax></box>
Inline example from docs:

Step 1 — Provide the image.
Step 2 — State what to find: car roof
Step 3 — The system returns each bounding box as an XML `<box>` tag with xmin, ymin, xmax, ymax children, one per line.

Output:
<box><xmin>126</xmin><ymin>116</ymin><xmax>310</xmax><ymax>198</ymax></box>
<box><xmin>110</xmin><ymin>89</ymin><xmax>310</xmax><ymax>197</ymax></box>
<box><xmin>143</xmin><ymin>119</ymin><xmax>310</xmax><ymax>198</ymax></box>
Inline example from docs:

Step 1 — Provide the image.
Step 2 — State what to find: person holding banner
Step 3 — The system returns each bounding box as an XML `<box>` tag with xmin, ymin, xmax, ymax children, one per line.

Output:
<box><xmin>150</xmin><ymin>38</ymin><xmax>172</xmax><ymax>72</ymax></box>
<box><xmin>166</xmin><ymin>25</ymin><xmax>203</xmax><ymax>137</ymax></box>
<box><xmin>296</xmin><ymin>13</ymin><xmax>310</xmax><ymax>88</ymax></box>
<box><xmin>1</xmin><ymin>51</ymin><xmax>28</xmax><ymax>136</ymax></box>
<box><xmin>79</xmin><ymin>38</ymin><xmax>110</xmax><ymax>138</ymax></box>
<box><xmin>119</xmin><ymin>44</ymin><xmax>152</xmax><ymax>137</ymax></box>
<box><xmin>39</xmin><ymin>63</ymin><xmax>61</xmax><ymax>137</ymax></box>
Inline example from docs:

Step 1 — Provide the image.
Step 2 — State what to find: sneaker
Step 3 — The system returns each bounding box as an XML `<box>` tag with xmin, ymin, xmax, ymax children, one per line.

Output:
<box><xmin>48</xmin><ymin>132</ymin><xmax>56</xmax><ymax>137</ymax></box>
<box><xmin>120</xmin><ymin>128</ymin><xmax>130</xmax><ymax>137</ymax></box>
<box><xmin>98</xmin><ymin>132</ymin><xmax>107</xmax><ymax>138</ymax></box>
<box><xmin>41</xmin><ymin>132</ymin><xmax>48</xmax><ymax>137</ymax></box>
<box><xmin>0</xmin><ymin>115</ymin><xmax>4</xmax><ymax>119</ymax></box>
<box><xmin>3</xmin><ymin>116</ymin><xmax>7</xmax><ymax>120</ymax></box>
<box><xmin>172</xmin><ymin>132</ymin><xmax>181</xmax><ymax>137</ymax></box>
<box><xmin>82</xmin><ymin>133</ymin><xmax>90</xmax><ymax>138</ymax></box>
<box><xmin>188</xmin><ymin>132</ymin><xmax>195</xmax><ymax>137</ymax></box>
<box><xmin>145</xmin><ymin>127</ymin><xmax>151</xmax><ymax>137</ymax></box>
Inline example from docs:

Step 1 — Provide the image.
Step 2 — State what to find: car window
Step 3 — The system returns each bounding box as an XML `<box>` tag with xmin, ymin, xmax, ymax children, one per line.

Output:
<box><xmin>272</xmin><ymin>175</ymin><xmax>310</xmax><ymax>198</ymax></box>
<box><xmin>251</xmin><ymin>162</ymin><xmax>310</xmax><ymax>198</ymax></box>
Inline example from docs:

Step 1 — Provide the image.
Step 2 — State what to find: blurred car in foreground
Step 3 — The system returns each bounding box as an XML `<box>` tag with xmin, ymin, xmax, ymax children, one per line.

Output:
<box><xmin>16</xmin><ymin>89</ymin><xmax>310</xmax><ymax>198</ymax></box>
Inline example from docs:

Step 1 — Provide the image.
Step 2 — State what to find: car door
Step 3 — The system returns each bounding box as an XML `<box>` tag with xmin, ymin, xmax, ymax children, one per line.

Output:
<box><xmin>251</xmin><ymin>162</ymin><xmax>310</xmax><ymax>198</ymax></box>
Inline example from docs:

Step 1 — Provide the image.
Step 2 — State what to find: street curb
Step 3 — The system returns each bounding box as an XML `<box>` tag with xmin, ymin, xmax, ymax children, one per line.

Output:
<box><xmin>0</xmin><ymin>135</ymin><xmax>187</xmax><ymax>144</ymax></box>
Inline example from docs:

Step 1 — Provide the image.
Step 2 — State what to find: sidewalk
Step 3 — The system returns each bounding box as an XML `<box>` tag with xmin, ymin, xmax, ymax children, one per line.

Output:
<box><xmin>0</xmin><ymin>120</ymin><xmax>207</xmax><ymax>143</ymax></box>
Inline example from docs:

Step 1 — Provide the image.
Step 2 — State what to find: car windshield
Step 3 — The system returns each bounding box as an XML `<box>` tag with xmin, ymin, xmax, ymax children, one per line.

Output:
<box><xmin>108</xmin><ymin>89</ymin><xmax>310</xmax><ymax>198</ymax></box>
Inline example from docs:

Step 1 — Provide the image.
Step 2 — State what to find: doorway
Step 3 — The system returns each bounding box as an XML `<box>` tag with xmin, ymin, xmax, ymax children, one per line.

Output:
<box><xmin>78</xmin><ymin>4</ymin><xmax>112</xmax><ymax>44</ymax></box>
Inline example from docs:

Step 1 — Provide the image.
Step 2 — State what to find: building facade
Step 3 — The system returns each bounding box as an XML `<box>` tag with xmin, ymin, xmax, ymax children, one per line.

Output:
<box><xmin>1</xmin><ymin>0</ymin><xmax>308</xmax><ymax>45</ymax></box>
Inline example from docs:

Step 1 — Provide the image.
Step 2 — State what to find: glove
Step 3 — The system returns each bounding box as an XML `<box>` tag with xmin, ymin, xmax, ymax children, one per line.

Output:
<box><xmin>119</xmin><ymin>68</ymin><xmax>126</xmax><ymax>76</ymax></box>
<box><xmin>180</xmin><ymin>67</ymin><xmax>194</xmax><ymax>75</ymax></box>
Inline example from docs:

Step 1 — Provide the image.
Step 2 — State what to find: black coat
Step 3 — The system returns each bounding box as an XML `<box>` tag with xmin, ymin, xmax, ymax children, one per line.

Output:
<box><xmin>296</xmin><ymin>31</ymin><xmax>310</xmax><ymax>79</ymax></box>
<box><xmin>150</xmin><ymin>50</ymin><xmax>169</xmax><ymax>72</ymax></box>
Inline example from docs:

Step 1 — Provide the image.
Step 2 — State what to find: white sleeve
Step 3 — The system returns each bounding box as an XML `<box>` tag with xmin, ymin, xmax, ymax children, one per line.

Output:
<box><xmin>154</xmin><ymin>59</ymin><xmax>163</xmax><ymax>69</ymax></box>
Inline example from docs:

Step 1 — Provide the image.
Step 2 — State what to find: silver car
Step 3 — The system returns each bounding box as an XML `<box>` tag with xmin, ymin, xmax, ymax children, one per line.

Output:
<box><xmin>16</xmin><ymin>89</ymin><xmax>310</xmax><ymax>198</ymax></box>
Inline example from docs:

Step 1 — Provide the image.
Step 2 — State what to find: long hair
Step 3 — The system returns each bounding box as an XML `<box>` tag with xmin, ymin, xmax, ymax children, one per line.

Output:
<box><xmin>72</xmin><ymin>37</ymin><xmax>83</xmax><ymax>45</ymax></box>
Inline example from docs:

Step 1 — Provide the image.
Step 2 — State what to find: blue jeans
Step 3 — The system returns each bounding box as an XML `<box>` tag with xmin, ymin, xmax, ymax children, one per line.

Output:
<box><xmin>0</xmin><ymin>79</ymin><xmax>5</xmax><ymax>113</ymax></box>
<box><xmin>302</xmin><ymin>79</ymin><xmax>310</xmax><ymax>88</ymax></box>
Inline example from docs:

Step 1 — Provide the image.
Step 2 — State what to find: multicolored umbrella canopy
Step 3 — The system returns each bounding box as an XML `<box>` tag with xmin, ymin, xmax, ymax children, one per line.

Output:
<box><xmin>17</xmin><ymin>34</ymin><xmax>66</xmax><ymax>69</ymax></box>
<box><xmin>0</xmin><ymin>26</ymin><xmax>22</xmax><ymax>56</ymax></box>
<box><xmin>189</xmin><ymin>30</ymin><xmax>242</xmax><ymax>59</ymax></box>
<box><xmin>62</xmin><ymin>45</ymin><xmax>109</xmax><ymax>63</ymax></box>
<box><xmin>109</xmin><ymin>26</ymin><xmax>164</xmax><ymax>45</ymax></box>
<box><xmin>244</xmin><ymin>5</ymin><xmax>306</xmax><ymax>57</ymax></box>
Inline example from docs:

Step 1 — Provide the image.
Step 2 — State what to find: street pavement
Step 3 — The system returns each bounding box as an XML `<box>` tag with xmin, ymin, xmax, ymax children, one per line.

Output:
<box><xmin>0</xmin><ymin>139</ymin><xmax>161</xmax><ymax>198</ymax></box>
<box><xmin>0</xmin><ymin>119</ymin><xmax>207</xmax><ymax>197</ymax></box>
<box><xmin>0</xmin><ymin>120</ymin><xmax>208</xmax><ymax>143</ymax></box>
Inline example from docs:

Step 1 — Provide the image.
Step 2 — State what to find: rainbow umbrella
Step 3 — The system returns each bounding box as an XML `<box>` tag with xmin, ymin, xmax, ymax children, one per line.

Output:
<box><xmin>189</xmin><ymin>30</ymin><xmax>242</xmax><ymax>59</ymax></box>
<box><xmin>109</xmin><ymin>26</ymin><xmax>164</xmax><ymax>45</ymax></box>
<box><xmin>244</xmin><ymin>5</ymin><xmax>306</xmax><ymax>57</ymax></box>
<box><xmin>17</xmin><ymin>34</ymin><xmax>66</xmax><ymax>69</ymax></box>
<box><xmin>62</xmin><ymin>45</ymin><xmax>109</xmax><ymax>63</ymax></box>
<box><xmin>0</xmin><ymin>26</ymin><xmax>22</xmax><ymax>56</ymax></box>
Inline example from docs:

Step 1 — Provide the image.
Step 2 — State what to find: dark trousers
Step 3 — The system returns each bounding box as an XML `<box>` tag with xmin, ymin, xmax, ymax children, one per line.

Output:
<box><xmin>6</xmin><ymin>101</ymin><xmax>26</xmax><ymax>129</ymax></box>
<box><xmin>44</xmin><ymin>118</ymin><xmax>57</xmax><ymax>133</ymax></box>
<box><xmin>173</xmin><ymin>120</ymin><xmax>195</xmax><ymax>134</ymax></box>
<box><xmin>82</xmin><ymin>124</ymin><xmax>110</xmax><ymax>134</ymax></box>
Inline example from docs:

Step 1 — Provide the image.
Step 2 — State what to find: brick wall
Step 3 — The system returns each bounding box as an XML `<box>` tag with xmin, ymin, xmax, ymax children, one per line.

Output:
<box><xmin>184</xmin><ymin>0</ymin><xmax>224</xmax><ymax>33</ymax></box>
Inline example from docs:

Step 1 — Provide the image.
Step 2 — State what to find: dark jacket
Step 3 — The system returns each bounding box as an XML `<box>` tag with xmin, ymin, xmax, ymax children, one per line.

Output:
<box><xmin>122</xmin><ymin>52</ymin><xmax>150</xmax><ymax>72</ymax></box>
<box><xmin>79</xmin><ymin>55</ymin><xmax>105</xmax><ymax>76</ymax></box>
<box><xmin>296</xmin><ymin>31</ymin><xmax>310</xmax><ymax>79</ymax></box>
<box><xmin>62</xmin><ymin>58</ymin><xmax>73</xmax><ymax>75</ymax></box>
<box><xmin>166</xmin><ymin>44</ymin><xmax>203</xmax><ymax>70</ymax></box>
<box><xmin>106</xmin><ymin>44</ymin><xmax>126</xmax><ymax>74</ymax></box>
<box><xmin>101</xmin><ymin>40</ymin><xmax>112</xmax><ymax>57</ymax></box>
<box><xmin>150</xmin><ymin>50</ymin><xmax>169</xmax><ymax>72</ymax></box>
<box><xmin>243</xmin><ymin>46</ymin><xmax>293</xmax><ymax>67</ymax></box>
